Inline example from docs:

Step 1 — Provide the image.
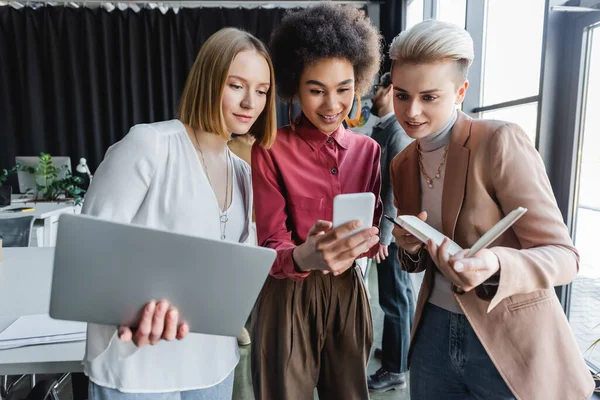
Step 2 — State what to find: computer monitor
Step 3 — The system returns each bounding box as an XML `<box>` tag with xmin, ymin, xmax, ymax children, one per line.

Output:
<box><xmin>15</xmin><ymin>156</ymin><xmax>72</xmax><ymax>194</ymax></box>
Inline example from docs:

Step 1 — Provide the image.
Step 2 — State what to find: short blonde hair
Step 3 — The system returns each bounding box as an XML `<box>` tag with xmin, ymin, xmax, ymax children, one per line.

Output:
<box><xmin>178</xmin><ymin>28</ymin><xmax>277</xmax><ymax>148</ymax></box>
<box><xmin>389</xmin><ymin>20</ymin><xmax>474</xmax><ymax>84</ymax></box>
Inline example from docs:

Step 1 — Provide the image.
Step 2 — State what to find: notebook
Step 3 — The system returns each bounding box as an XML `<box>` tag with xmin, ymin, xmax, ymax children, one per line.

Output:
<box><xmin>0</xmin><ymin>314</ymin><xmax>86</xmax><ymax>350</ymax></box>
<box><xmin>384</xmin><ymin>207</ymin><xmax>527</xmax><ymax>257</ymax></box>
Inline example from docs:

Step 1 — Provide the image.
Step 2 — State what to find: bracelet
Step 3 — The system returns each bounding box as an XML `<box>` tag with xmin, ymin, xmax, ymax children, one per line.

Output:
<box><xmin>402</xmin><ymin>247</ymin><xmax>422</xmax><ymax>264</ymax></box>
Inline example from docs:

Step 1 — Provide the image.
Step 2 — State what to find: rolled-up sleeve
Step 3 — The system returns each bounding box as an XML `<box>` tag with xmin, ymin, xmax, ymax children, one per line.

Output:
<box><xmin>365</xmin><ymin>144</ymin><xmax>382</xmax><ymax>258</ymax></box>
<box><xmin>251</xmin><ymin>142</ymin><xmax>310</xmax><ymax>280</ymax></box>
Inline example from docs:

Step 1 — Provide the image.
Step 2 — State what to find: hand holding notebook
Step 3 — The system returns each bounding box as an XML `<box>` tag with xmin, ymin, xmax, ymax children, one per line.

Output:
<box><xmin>385</xmin><ymin>207</ymin><xmax>527</xmax><ymax>257</ymax></box>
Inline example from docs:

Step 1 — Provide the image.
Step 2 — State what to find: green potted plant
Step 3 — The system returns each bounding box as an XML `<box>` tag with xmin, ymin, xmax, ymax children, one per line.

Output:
<box><xmin>18</xmin><ymin>153</ymin><xmax>86</xmax><ymax>205</ymax></box>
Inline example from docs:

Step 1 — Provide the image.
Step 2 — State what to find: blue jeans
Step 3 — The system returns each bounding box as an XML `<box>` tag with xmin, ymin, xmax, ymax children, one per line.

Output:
<box><xmin>410</xmin><ymin>303</ymin><xmax>515</xmax><ymax>400</ymax></box>
<box><xmin>88</xmin><ymin>372</ymin><xmax>234</xmax><ymax>400</ymax></box>
<box><xmin>376</xmin><ymin>243</ymin><xmax>415</xmax><ymax>373</ymax></box>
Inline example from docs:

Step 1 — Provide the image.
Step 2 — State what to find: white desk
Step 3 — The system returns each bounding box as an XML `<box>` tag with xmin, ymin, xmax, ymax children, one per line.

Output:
<box><xmin>0</xmin><ymin>247</ymin><xmax>56</xmax><ymax>317</ymax></box>
<box><xmin>9</xmin><ymin>194</ymin><xmax>32</xmax><ymax>204</ymax></box>
<box><xmin>0</xmin><ymin>248</ymin><xmax>85</xmax><ymax>375</ymax></box>
<box><xmin>0</xmin><ymin>318</ymin><xmax>84</xmax><ymax>375</ymax></box>
<box><xmin>0</xmin><ymin>203</ymin><xmax>80</xmax><ymax>247</ymax></box>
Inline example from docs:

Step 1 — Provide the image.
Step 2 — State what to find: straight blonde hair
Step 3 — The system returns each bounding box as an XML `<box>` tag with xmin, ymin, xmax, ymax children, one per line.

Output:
<box><xmin>389</xmin><ymin>20</ymin><xmax>474</xmax><ymax>85</ymax></box>
<box><xmin>178</xmin><ymin>28</ymin><xmax>277</xmax><ymax>148</ymax></box>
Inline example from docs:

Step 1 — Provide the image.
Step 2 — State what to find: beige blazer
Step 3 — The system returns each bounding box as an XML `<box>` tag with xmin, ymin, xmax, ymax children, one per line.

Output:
<box><xmin>390</xmin><ymin>111</ymin><xmax>595</xmax><ymax>400</ymax></box>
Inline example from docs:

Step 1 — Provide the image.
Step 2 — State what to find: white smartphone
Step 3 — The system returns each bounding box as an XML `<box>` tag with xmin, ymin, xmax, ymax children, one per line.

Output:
<box><xmin>333</xmin><ymin>193</ymin><xmax>376</xmax><ymax>238</ymax></box>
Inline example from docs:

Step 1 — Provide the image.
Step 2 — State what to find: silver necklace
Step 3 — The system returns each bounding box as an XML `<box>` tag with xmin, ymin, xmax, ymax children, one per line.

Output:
<box><xmin>193</xmin><ymin>130</ymin><xmax>231</xmax><ymax>240</ymax></box>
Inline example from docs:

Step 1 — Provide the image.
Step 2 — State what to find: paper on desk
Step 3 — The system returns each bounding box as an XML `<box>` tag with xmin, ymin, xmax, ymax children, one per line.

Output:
<box><xmin>0</xmin><ymin>314</ymin><xmax>86</xmax><ymax>350</ymax></box>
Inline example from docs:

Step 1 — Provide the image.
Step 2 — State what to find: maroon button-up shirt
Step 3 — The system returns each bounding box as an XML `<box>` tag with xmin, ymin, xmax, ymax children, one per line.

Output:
<box><xmin>251</xmin><ymin>118</ymin><xmax>383</xmax><ymax>280</ymax></box>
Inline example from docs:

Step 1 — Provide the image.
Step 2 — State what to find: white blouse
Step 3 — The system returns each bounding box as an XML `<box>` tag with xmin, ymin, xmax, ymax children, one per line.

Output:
<box><xmin>80</xmin><ymin>119</ymin><xmax>252</xmax><ymax>393</ymax></box>
<box><xmin>224</xmin><ymin>177</ymin><xmax>245</xmax><ymax>243</ymax></box>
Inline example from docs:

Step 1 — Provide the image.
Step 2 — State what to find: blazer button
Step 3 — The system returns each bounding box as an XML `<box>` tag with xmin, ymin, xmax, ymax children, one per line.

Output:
<box><xmin>331</xmin><ymin>167</ymin><xmax>338</xmax><ymax>174</ymax></box>
<box><xmin>452</xmin><ymin>284</ymin><xmax>465</xmax><ymax>295</ymax></box>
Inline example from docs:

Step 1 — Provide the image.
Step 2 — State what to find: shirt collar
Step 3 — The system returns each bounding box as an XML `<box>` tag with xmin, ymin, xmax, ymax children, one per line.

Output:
<box><xmin>375</xmin><ymin>112</ymin><xmax>395</xmax><ymax>127</ymax></box>
<box><xmin>295</xmin><ymin>116</ymin><xmax>349</xmax><ymax>151</ymax></box>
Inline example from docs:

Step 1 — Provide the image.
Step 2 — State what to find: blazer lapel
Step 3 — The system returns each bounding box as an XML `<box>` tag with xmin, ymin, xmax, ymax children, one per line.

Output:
<box><xmin>399</xmin><ymin>142</ymin><xmax>421</xmax><ymax>216</ymax></box>
<box><xmin>441</xmin><ymin>112</ymin><xmax>472</xmax><ymax>239</ymax></box>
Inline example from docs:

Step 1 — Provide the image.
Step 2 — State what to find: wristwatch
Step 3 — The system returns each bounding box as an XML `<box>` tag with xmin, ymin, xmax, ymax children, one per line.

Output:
<box><xmin>452</xmin><ymin>284</ymin><xmax>465</xmax><ymax>295</ymax></box>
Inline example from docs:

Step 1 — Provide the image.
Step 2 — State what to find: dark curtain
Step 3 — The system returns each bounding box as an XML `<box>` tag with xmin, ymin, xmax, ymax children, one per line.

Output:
<box><xmin>0</xmin><ymin>5</ymin><xmax>295</xmax><ymax>188</ymax></box>
<box><xmin>379</xmin><ymin>0</ymin><xmax>405</xmax><ymax>72</ymax></box>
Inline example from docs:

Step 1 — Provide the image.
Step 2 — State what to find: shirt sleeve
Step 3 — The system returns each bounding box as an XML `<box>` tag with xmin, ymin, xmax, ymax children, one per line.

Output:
<box><xmin>364</xmin><ymin>143</ymin><xmax>383</xmax><ymax>258</ymax></box>
<box><xmin>251</xmin><ymin>142</ymin><xmax>310</xmax><ymax>280</ymax></box>
<box><xmin>81</xmin><ymin>125</ymin><xmax>159</xmax><ymax>359</ymax></box>
<box><xmin>486</xmin><ymin>123</ymin><xmax>579</xmax><ymax>312</ymax></box>
<box><xmin>82</xmin><ymin>125</ymin><xmax>158</xmax><ymax>223</ymax></box>
<box><xmin>380</xmin><ymin>131</ymin><xmax>410</xmax><ymax>245</ymax></box>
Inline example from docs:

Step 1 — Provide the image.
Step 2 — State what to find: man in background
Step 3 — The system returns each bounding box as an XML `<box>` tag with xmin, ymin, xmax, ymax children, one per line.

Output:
<box><xmin>368</xmin><ymin>72</ymin><xmax>415</xmax><ymax>393</ymax></box>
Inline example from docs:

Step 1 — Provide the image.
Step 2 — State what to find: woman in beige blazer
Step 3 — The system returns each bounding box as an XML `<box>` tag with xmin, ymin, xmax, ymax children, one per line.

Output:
<box><xmin>389</xmin><ymin>20</ymin><xmax>594</xmax><ymax>400</ymax></box>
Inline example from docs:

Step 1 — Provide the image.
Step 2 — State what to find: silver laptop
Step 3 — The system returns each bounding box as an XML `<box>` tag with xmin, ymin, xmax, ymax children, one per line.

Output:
<box><xmin>49</xmin><ymin>213</ymin><xmax>276</xmax><ymax>337</ymax></box>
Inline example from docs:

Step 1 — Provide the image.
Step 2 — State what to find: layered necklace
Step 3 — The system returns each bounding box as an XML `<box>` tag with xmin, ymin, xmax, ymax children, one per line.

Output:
<box><xmin>193</xmin><ymin>130</ymin><xmax>232</xmax><ymax>240</ymax></box>
<box><xmin>416</xmin><ymin>111</ymin><xmax>456</xmax><ymax>189</ymax></box>
<box><xmin>417</xmin><ymin>141</ymin><xmax>449</xmax><ymax>189</ymax></box>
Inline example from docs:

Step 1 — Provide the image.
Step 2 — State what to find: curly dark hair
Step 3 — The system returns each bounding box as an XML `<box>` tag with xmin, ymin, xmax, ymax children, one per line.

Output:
<box><xmin>269</xmin><ymin>4</ymin><xmax>382</xmax><ymax>101</ymax></box>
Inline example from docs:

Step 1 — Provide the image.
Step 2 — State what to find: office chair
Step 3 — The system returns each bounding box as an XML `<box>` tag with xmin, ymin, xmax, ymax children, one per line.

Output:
<box><xmin>0</xmin><ymin>215</ymin><xmax>36</xmax><ymax>400</ymax></box>
<box><xmin>0</xmin><ymin>215</ymin><xmax>36</xmax><ymax>247</ymax></box>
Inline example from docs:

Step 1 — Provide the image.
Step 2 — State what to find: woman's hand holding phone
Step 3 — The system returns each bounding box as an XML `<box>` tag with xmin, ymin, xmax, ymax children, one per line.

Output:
<box><xmin>293</xmin><ymin>219</ymin><xmax>380</xmax><ymax>276</ymax></box>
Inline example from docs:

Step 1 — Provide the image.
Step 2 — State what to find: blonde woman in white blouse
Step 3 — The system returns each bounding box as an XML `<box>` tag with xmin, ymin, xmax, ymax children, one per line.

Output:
<box><xmin>81</xmin><ymin>27</ymin><xmax>277</xmax><ymax>400</ymax></box>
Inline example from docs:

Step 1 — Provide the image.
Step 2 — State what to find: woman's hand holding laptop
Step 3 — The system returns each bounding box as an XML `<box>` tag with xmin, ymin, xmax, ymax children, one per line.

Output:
<box><xmin>117</xmin><ymin>300</ymin><xmax>190</xmax><ymax>347</ymax></box>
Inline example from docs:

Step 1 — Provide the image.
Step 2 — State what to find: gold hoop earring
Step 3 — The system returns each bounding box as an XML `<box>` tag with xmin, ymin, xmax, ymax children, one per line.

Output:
<box><xmin>288</xmin><ymin>102</ymin><xmax>297</xmax><ymax>131</ymax></box>
<box><xmin>344</xmin><ymin>91</ymin><xmax>362</xmax><ymax>128</ymax></box>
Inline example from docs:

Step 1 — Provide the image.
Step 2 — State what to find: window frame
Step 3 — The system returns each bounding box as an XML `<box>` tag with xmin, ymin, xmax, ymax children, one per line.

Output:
<box><xmin>403</xmin><ymin>0</ymin><xmax>545</xmax><ymax>146</ymax></box>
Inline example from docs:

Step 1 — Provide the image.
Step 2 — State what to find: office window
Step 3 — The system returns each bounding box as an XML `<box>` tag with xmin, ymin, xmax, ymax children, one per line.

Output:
<box><xmin>437</xmin><ymin>0</ymin><xmax>466</xmax><ymax>28</ymax></box>
<box><xmin>482</xmin><ymin>102</ymin><xmax>538</xmax><ymax>144</ymax></box>
<box><xmin>406</xmin><ymin>0</ymin><xmax>424</xmax><ymax>30</ymax></box>
<box><xmin>570</xmin><ymin>23</ymin><xmax>600</xmax><ymax>369</ymax></box>
<box><xmin>482</xmin><ymin>0</ymin><xmax>545</xmax><ymax>106</ymax></box>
